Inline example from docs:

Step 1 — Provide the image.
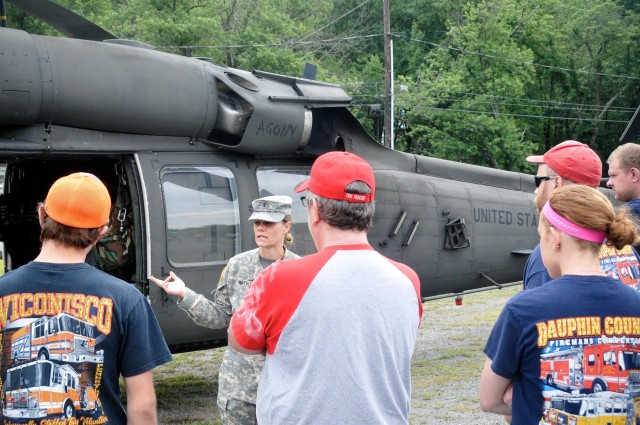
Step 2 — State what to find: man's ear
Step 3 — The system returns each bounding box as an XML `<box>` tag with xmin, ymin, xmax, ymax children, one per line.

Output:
<box><xmin>553</xmin><ymin>175</ymin><xmax>563</xmax><ymax>189</ymax></box>
<box><xmin>97</xmin><ymin>224</ymin><xmax>109</xmax><ymax>238</ymax></box>
<box><xmin>631</xmin><ymin>167</ymin><xmax>640</xmax><ymax>182</ymax></box>
<box><xmin>37</xmin><ymin>204</ymin><xmax>46</xmax><ymax>225</ymax></box>
<box><xmin>91</xmin><ymin>225</ymin><xmax>109</xmax><ymax>246</ymax></box>
<box><xmin>308</xmin><ymin>199</ymin><xmax>320</xmax><ymax>226</ymax></box>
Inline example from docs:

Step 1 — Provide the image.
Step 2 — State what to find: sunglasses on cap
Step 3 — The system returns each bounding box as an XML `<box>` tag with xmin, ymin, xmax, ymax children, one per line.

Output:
<box><xmin>534</xmin><ymin>175</ymin><xmax>553</xmax><ymax>188</ymax></box>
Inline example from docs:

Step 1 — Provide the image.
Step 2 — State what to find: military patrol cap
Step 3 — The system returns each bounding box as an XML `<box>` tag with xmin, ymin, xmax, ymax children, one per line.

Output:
<box><xmin>249</xmin><ymin>196</ymin><xmax>292</xmax><ymax>222</ymax></box>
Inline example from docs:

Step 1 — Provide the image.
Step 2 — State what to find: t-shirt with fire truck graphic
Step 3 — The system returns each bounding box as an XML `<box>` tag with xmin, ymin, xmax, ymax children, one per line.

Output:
<box><xmin>523</xmin><ymin>243</ymin><xmax>640</xmax><ymax>290</ymax></box>
<box><xmin>484</xmin><ymin>274</ymin><xmax>640</xmax><ymax>425</ymax></box>
<box><xmin>0</xmin><ymin>261</ymin><xmax>172</xmax><ymax>424</ymax></box>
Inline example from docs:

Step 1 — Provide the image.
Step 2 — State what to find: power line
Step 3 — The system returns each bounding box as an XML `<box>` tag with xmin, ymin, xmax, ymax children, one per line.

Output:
<box><xmin>297</xmin><ymin>0</ymin><xmax>374</xmax><ymax>42</ymax></box>
<box><xmin>350</xmin><ymin>94</ymin><xmax>636</xmax><ymax>114</ymax></box>
<box><xmin>347</xmin><ymin>85</ymin><xmax>637</xmax><ymax>111</ymax></box>
<box><xmin>157</xmin><ymin>34</ymin><xmax>382</xmax><ymax>50</ymax></box>
<box><xmin>416</xmin><ymin>89</ymin><xmax>636</xmax><ymax>112</ymax></box>
<box><xmin>158</xmin><ymin>32</ymin><xmax>640</xmax><ymax>83</ymax></box>
<box><xmin>407</xmin><ymin>88</ymin><xmax>638</xmax><ymax>111</ymax></box>
<box><xmin>350</xmin><ymin>103</ymin><xmax>631</xmax><ymax>123</ymax></box>
<box><xmin>396</xmin><ymin>34</ymin><xmax>640</xmax><ymax>81</ymax></box>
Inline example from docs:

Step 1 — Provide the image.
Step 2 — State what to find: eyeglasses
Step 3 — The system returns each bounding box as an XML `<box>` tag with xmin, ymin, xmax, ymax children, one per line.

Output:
<box><xmin>300</xmin><ymin>196</ymin><xmax>317</xmax><ymax>208</ymax></box>
<box><xmin>534</xmin><ymin>175</ymin><xmax>553</xmax><ymax>188</ymax></box>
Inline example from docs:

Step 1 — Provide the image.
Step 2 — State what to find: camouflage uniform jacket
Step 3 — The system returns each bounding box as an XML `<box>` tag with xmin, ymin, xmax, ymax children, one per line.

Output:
<box><xmin>178</xmin><ymin>247</ymin><xmax>299</xmax><ymax>404</ymax></box>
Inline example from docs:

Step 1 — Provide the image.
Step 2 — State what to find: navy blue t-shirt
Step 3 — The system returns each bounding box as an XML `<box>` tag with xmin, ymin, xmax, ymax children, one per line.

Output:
<box><xmin>628</xmin><ymin>198</ymin><xmax>640</xmax><ymax>221</ymax></box>
<box><xmin>522</xmin><ymin>244</ymin><xmax>551</xmax><ymax>290</ymax></box>
<box><xmin>484</xmin><ymin>275</ymin><xmax>640</xmax><ymax>425</ymax></box>
<box><xmin>0</xmin><ymin>262</ymin><xmax>172</xmax><ymax>424</ymax></box>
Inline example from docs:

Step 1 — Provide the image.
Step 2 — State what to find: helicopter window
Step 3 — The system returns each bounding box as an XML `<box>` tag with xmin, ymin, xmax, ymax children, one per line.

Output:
<box><xmin>256</xmin><ymin>167</ymin><xmax>315</xmax><ymax>256</ymax></box>
<box><xmin>161</xmin><ymin>167</ymin><xmax>240</xmax><ymax>266</ymax></box>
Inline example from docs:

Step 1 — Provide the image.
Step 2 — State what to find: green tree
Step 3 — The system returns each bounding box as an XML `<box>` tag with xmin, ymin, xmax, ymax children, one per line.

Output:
<box><xmin>523</xmin><ymin>0</ymin><xmax>640</xmax><ymax>156</ymax></box>
<box><xmin>394</xmin><ymin>0</ymin><xmax>640</xmax><ymax>167</ymax></box>
<box><xmin>395</xmin><ymin>0</ymin><xmax>538</xmax><ymax>170</ymax></box>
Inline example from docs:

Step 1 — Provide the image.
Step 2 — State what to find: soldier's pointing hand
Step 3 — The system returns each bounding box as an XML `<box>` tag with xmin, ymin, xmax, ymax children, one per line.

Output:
<box><xmin>150</xmin><ymin>271</ymin><xmax>187</xmax><ymax>300</ymax></box>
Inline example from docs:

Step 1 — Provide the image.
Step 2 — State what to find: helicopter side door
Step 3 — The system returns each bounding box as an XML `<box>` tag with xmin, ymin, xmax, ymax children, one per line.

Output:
<box><xmin>136</xmin><ymin>151</ymin><xmax>247</xmax><ymax>351</ymax></box>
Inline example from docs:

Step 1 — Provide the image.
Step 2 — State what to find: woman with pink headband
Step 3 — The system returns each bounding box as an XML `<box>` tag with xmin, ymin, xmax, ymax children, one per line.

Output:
<box><xmin>479</xmin><ymin>185</ymin><xmax>640</xmax><ymax>424</ymax></box>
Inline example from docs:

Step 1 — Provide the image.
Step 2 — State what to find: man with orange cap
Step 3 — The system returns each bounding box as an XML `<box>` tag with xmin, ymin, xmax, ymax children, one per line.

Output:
<box><xmin>0</xmin><ymin>172</ymin><xmax>172</xmax><ymax>424</ymax></box>
<box><xmin>228</xmin><ymin>152</ymin><xmax>423</xmax><ymax>424</ymax></box>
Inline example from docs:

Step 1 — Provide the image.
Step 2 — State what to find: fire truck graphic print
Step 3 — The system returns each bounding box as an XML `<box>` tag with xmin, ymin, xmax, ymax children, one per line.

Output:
<box><xmin>1</xmin><ymin>313</ymin><xmax>107</xmax><ymax>423</ymax></box>
<box><xmin>537</xmin><ymin>316</ymin><xmax>640</xmax><ymax>425</ymax></box>
<box><xmin>599</xmin><ymin>245</ymin><xmax>640</xmax><ymax>291</ymax></box>
<box><xmin>3</xmin><ymin>359</ymin><xmax>99</xmax><ymax>420</ymax></box>
<box><xmin>10</xmin><ymin>313</ymin><xmax>104</xmax><ymax>363</ymax></box>
<box><xmin>540</xmin><ymin>344</ymin><xmax>640</xmax><ymax>393</ymax></box>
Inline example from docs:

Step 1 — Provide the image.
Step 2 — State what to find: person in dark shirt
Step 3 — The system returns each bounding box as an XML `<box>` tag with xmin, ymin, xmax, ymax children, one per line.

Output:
<box><xmin>607</xmin><ymin>142</ymin><xmax>640</xmax><ymax>222</ymax></box>
<box><xmin>480</xmin><ymin>185</ymin><xmax>640</xmax><ymax>424</ymax></box>
<box><xmin>522</xmin><ymin>140</ymin><xmax>603</xmax><ymax>289</ymax></box>
<box><xmin>0</xmin><ymin>172</ymin><xmax>172</xmax><ymax>424</ymax></box>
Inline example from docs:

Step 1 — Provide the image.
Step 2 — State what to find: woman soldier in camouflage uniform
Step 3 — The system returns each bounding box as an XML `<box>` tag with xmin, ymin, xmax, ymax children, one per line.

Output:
<box><xmin>151</xmin><ymin>195</ymin><xmax>299</xmax><ymax>425</ymax></box>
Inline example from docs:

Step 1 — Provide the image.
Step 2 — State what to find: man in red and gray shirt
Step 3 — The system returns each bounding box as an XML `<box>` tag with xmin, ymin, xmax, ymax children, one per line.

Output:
<box><xmin>229</xmin><ymin>151</ymin><xmax>423</xmax><ymax>424</ymax></box>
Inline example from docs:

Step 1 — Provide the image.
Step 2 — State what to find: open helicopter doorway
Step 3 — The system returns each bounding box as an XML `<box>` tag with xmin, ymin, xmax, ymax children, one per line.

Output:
<box><xmin>0</xmin><ymin>157</ymin><xmax>138</xmax><ymax>284</ymax></box>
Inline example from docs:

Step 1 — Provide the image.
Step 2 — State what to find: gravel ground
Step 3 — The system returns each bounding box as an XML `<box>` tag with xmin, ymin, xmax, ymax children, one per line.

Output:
<box><xmin>154</xmin><ymin>285</ymin><xmax>521</xmax><ymax>424</ymax></box>
<box><xmin>409</xmin><ymin>286</ymin><xmax>520</xmax><ymax>425</ymax></box>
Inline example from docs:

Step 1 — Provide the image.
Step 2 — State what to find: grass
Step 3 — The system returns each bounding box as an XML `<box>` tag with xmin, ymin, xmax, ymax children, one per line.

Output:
<box><xmin>154</xmin><ymin>348</ymin><xmax>225</xmax><ymax>424</ymax></box>
<box><xmin>155</xmin><ymin>375</ymin><xmax>217</xmax><ymax>409</ymax></box>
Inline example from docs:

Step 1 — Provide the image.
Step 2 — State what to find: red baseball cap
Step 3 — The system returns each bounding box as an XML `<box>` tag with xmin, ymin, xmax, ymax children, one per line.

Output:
<box><xmin>45</xmin><ymin>172</ymin><xmax>111</xmax><ymax>228</ymax></box>
<box><xmin>526</xmin><ymin>140</ymin><xmax>602</xmax><ymax>188</ymax></box>
<box><xmin>295</xmin><ymin>151</ymin><xmax>375</xmax><ymax>202</ymax></box>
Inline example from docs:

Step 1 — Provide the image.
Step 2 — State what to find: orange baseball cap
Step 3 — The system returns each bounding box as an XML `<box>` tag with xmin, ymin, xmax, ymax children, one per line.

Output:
<box><xmin>294</xmin><ymin>151</ymin><xmax>375</xmax><ymax>202</ymax></box>
<box><xmin>526</xmin><ymin>140</ymin><xmax>602</xmax><ymax>188</ymax></box>
<box><xmin>45</xmin><ymin>172</ymin><xmax>111</xmax><ymax>228</ymax></box>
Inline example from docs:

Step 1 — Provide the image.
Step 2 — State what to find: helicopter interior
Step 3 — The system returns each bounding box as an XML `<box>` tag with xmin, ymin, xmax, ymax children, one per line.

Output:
<box><xmin>0</xmin><ymin>156</ymin><xmax>136</xmax><ymax>282</ymax></box>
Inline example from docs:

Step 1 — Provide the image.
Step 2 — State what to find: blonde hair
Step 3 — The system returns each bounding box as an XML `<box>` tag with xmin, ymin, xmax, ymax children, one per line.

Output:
<box><xmin>543</xmin><ymin>185</ymin><xmax>639</xmax><ymax>251</ymax></box>
<box><xmin>283</xmin><ymin>214</ymin><xmax>294</xmax><ymax>245</ymax></box>
<box><xmin>608</xmin><ymin>143</ymin><xmax>640</xmax><ymax>170</ymax></box>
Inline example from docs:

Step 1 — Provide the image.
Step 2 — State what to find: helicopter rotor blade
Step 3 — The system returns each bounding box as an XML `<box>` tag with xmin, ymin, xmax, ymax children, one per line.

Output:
<box><xmin>6</xmin><ymin>0</ymin><xmax>116</xmax><ymax>41</ymax></box>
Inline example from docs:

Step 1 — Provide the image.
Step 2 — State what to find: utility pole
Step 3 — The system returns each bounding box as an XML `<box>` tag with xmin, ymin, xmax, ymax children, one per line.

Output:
<box><xmin>383</xmin><ymin>0</ymin><xmax>393</xmax><ymax>149</ymax></box>
<box><xmin>1</xmin><ymin>0</ymin><xmax>7</xmax><ymax>28</ymax></box>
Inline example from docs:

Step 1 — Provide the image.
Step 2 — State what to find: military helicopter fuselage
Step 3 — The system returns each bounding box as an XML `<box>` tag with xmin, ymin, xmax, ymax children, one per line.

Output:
<box><xmin>0</xmin><ymin>27</ymin><xmax>541</xmax><ymax>352</ymax></box>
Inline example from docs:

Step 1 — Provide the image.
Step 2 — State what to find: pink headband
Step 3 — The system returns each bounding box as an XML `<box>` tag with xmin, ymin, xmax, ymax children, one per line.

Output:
<box><xmin>541</xmin><ymin>202</ymin><xmax>607</xmax><ymax>243</ymax></box>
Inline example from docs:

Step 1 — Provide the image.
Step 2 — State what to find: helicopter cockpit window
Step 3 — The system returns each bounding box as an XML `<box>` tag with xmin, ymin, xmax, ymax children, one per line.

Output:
<box><xmin>161</xmin><ymin>167</ymin><xmax>240</xmax><ymax>267</ymax></box>
<box><xmin>256</xmin><ymin>167</ymin><xmax>315</xmax><ymax>256</ymax></box>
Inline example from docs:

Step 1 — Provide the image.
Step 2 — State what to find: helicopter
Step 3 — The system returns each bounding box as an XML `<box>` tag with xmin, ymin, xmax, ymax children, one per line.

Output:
<box><xmin>0</xmin><ymin>0</ymin><xmax>546</xmax><ymax>353</ymax></box>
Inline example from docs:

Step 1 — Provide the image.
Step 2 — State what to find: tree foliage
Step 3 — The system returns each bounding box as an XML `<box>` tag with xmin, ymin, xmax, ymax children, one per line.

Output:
<box><xmin>6</xmin><ymin>0</ymin><xmax>640</xmax><ymax>171</ymax></box>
